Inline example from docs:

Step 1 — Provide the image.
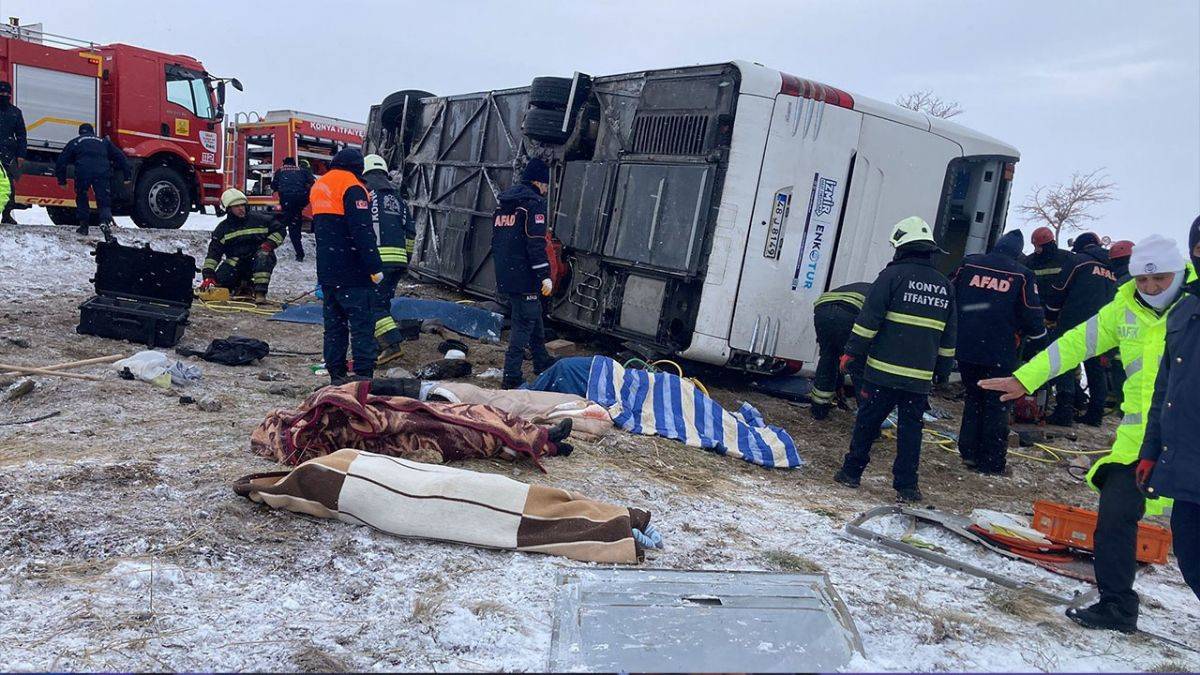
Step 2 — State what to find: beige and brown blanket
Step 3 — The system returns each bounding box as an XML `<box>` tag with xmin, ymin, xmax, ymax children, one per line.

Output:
<box><xmin>425</xmin><ymin>382</ymin><xmax>613</xmax><ymax>441</ymax></box>
<box><xmin>234</xmin><ymin>448</ymin><xmax>650</xmax><ymax>563</ymax></box>
<box><xmin>250</xmin><ymin>381</ymin><xmax>559</xmax><ymax>469</ymax></box>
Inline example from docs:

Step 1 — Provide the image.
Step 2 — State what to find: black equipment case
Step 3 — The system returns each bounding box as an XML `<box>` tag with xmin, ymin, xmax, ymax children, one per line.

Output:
<box><xmin>77</xmin><ymin>240</ymin><xmax>196</xmax><ymax>348</ymax></box>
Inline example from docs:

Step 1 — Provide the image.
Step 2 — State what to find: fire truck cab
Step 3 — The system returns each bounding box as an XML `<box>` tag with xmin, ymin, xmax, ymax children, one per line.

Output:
<box><xmin>223</xmin><ymin>110</ymin><xmax>365</xmax><ymax>213</ymax></box>
<box><xmin>0</xmin><ymin>21</ymin><xmax>238</xmax><ymax>228</ymax></box>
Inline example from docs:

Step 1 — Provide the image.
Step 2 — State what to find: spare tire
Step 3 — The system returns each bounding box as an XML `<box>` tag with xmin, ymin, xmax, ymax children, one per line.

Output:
<box><xmin>380</xmin><ymin>89</ymin><xmax>434</xmax><ymax>130</ymax></box>
<box><xmin>523</xmin><ymin>108</ymin><xmax>570</xmax><ymax>145</ymax></box>
<box><xmin>529</xmin><ymin>77</ymin><xmax>572</xmax><ymax>110</ymax></box>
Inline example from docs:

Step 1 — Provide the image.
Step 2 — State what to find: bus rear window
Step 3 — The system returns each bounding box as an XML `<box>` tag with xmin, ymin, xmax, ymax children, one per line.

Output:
<box><xmin>932</xmin><ymin>156</ymin><xmax>1016</xmax><ymax>275</ymax></box>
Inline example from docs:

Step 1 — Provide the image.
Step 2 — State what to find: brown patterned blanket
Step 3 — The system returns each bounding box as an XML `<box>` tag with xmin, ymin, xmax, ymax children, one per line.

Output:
<box><xmin>234</xmin><ymin>449</ymin><xmax>650</xmax><ymax>563</ymax></box>
<box><xmin>250</xmin><ymin>381</ymin><xmax>558</xmax><ymax>469</ymax></box>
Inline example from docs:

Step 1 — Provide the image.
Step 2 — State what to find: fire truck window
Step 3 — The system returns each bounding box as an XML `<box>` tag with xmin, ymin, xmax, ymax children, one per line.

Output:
<box><xmin>166</xmin><ymin>77</ymin><xmax>195</xmax><ymax>115</ymax></box>
<box><xmin>190</xmin><ymin>78</ymin><xmax>214</xmax><ymax>119</ymax></box>
<box><xmin>165</xmin><ymin>66</ymin><xmax>215</xmax><ymax>119</ymax></box>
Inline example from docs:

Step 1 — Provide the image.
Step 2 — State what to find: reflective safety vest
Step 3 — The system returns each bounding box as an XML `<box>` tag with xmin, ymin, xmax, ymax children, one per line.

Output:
<box><xmin>310</xmin><ymin>169</ymin><xmax>367</xmax><ymax>216</ymax></box>
<box><xmin>1013</xmin><ymin>265</ymin><xmax>1196</xmax><ymax>515</ymax></box>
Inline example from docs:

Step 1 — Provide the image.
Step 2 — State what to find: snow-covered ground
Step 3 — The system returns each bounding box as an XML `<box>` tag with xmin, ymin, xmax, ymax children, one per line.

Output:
<box><xmin>0</xmin><ymin>222</ymin><xmax>1195</xmax><ymax>672</ymax></box>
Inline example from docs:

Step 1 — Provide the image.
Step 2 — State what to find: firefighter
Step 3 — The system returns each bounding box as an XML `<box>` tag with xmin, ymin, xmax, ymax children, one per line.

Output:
<box><xmin>950</xmin><ymin>230</ymin><xmax>1045</xmax><ymax>474</ymax></box>
<box><xmin>1048</xmin><ymin>232</ymin><xmax>1117</xmax><ymax>426</ymax></box>
<box><xmin>1108</xmin><ymin>239</ymin><xmax>1134</xmax><ymax>285</ymax></box>
<box><xmin>272</xmin><ymin>156</ymin><xmax>314</xmax><ymax>261</ymax></box>
<box><xmin>493</xmin><ymin>157</ymin><xmax>555</xmax><ymax>389</ymax></box>
<box><xmin>362</xmin><ymin>153</ymin><xmax>415</xmax><ymax>367</ymax></box>
<box><xmin>54</xmin><ymin>123</ymin><xmax>131</xmax><ymax>238</ymax></box>
<box><xmin>198</xmin><ymin>189</ymin><xmax>285</xmax><ymax>301</ymax></box>
<box><xmin>982</xmin><ymin>234</ymin><xmax>1189</xmax><ymax>633</ymax></box>
<box><xmin>835</xmin><ymin>217</ymin><xmax>957</xmax><ymax>502</ymax></box>
<box><xmin>809</xmin><ymin>282</ymin><xmax>871</xmax><ymax>420</ymax></box>
<box><xmin>311</xmin><ymin>148</ymin><xmax>385</xmax><ymax>384</ymax></box>
<box><xmin>1025</xmin><ymin>226</ymin><xmax>1073</xmax><ymax>325</ymax></box>
<box><xmin>0</xmin><ymin>81</ymin><xmax>25</xmax><ymax>224</ymax></box>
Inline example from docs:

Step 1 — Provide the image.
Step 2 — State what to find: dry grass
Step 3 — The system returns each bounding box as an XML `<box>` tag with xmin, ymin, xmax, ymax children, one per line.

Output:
<box><xmin>468</xmin><ymin>599</ymin><xmax>514</xmax><ymax>619</ymax></box>
<box><xmin>293</xmin><ymin>644</ymin><xmax>350</xmax><ymax>673</ymax></box>
<box><xmin>1148</xmin><ymin>660</ymin><xmax>1193</xmax><ymax>673</ymax></box>
<box><xmin>761</xmin><ymin>549</ymin><xmax>823</xmax><ymax>574</ymax></box>
<box><xmin>410</xmin><ymin>581</ymin><xmax>448</xmax><ymax>627</ymax></box>
<box><xmin>985</xmin><ymin>589</ymin><xmax>1053</xmax><ymax>622</ymax></box>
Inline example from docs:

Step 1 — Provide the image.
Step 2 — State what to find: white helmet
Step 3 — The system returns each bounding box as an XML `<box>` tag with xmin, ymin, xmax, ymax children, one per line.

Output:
<box><xmin>221</xmin><ymin>188</ymin><xmax>248</xmax><ymax>209</ymax></box>
<box><xmin>363</xmin><ymin>154</ymin><xmax>388</xmax><ymax>175</ymax></box>
<box><xmin>889</xmin><ymin>216</ymin><xmax>938</xmax><ymax>250</ymax></box>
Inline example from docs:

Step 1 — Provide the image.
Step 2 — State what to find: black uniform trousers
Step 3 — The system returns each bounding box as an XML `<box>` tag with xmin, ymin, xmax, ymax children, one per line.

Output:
<box><xmin>323</xmin><ymin>285</ymin><xmax>378</xmax><ymax>379</ymax></box>
<box><xmin>1172</xmin><ymin>500</ymin><xmax>1200</xmax><ymax>601</ymax></box>
<box><xmin>811</xmin><ymin>305</ymin><xmax>856</xmax><ymax>408</ymax></box>
<box><xmin>75</xmin><ymin>172</ymin><xmax>113</xmax><ymax>223</ymax></box>
<box><xmin>372</xmin><ymin>268</ymin><xmax>404</xmax><ymax>348</ymax></box>
<box><xmin>1055</xmin><ymin>356</ymin><xmax>1108</xmax><ymax>420</ymax></box>
<box><xmin>214</xmin><ymin>250</ymin><xmax>276</xmax><ymax>294</ymax></box>
<box><xmin>279</xmin><ymin>196</ymin><xmax>307</xmax><ymax>259</ymax></box>
<box><xmin>840</xmin><ymin>380</ymin><xmax>928</xmax><ymax>489</ymax></box>
<box><xmin>957</xmin><ymin>362</ymin><xmax>1012</xmax><ymax>473</ymax></box>
<box><xmin>503</xmin><ymin>292</ymin><xmax>553</xmax><ymax>387</ymax></box>
<box><xmin>1092</xmin><ymin>463</ymin><xmax>1146</xmax><ymax>618</ymax></box>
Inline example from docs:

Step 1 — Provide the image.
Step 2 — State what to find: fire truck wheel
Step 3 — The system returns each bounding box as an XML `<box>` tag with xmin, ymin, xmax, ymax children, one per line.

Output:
<box><xmin>528</xmin><ymin>77</ymin><xmax>572</xmax><ymax>110</ymax></box>
<box><xmin>46</xmin><ymin>206</ymin><xmax>78</xmax><ymax>226</ymax></box>
<box><xmin>132</xmin><ymin>166</ymin><xmax>190</xmax><ymax>229</ymax></box>
<box><xmin>523</xmin><ymin>108</ymin><xmax>570</xmax><ymax>145</ymax></box>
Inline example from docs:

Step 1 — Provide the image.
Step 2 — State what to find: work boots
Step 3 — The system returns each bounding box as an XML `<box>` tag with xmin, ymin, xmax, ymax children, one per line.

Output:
<box><xmin>810</xmin><ymin>403</ymin><xmax>831</xmax><ymax>420</ymax></box>
<box><xmin>1066</xmin><ymin>601</ymin><xmax>1137</xmax><ymax>634</ymax></box>
<box><xmin>895</xmin><ymin>486</ymin><xmax>924</xmax><ymax>503</ymax></box>
<box><xmin>833</xmin><ymin>469</ymin><xmax>860</xmax><ymax>488</ymax></box>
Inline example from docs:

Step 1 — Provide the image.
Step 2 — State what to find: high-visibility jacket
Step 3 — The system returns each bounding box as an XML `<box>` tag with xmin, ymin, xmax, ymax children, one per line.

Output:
<box><xmin>1013</xmin><ymin>265</ymin><xmax>1196</xmax><ymax>515</ymax></box>
<box><xmin>0</xmin><ymin>161</ymin><xmax>10</xmax><ymax>213</ymax></box>
<box><xmin>311</xmin><ymin>168</ymin><xmax>383</xmax><ymax>289</ymax></box>
<box><xmin>364</xmin><ymin>171</ymin><xmax>414</xmax><ymax>271</ymax></box>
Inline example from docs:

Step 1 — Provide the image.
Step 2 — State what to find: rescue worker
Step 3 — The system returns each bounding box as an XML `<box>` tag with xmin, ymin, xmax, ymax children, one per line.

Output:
<box><xmin>493</xmin><ymin>157</ymin><xmax>555</xmax><ymax>390</ymax></box>
<box><xmin>272</xmin><ymin>156</ymin><xmax>314</xmax><ymax>261</ymax></box>
<box><xmin>1048</xmin><ymin>232</ymin><xmax>1117</xmax><ymax>426</ymax></box>
<box><xmin>199</xmin><ymin>189</ymin><xmax>285</xmax><ymax>301</ymax></box>
<box><xmin>809</xmin><ymin>281</ymin><xmax>871</xmax><ymax>420</ymax></box>
<box><xmin>362</xmin><ymin>153</ymin><xmax>414</xmax><ymax>367</ymax></box>
<box><xmin>1106</xmin><ymin>239</ymin><xmax>1135</xmax><ymax>411</ymax></box>
<box><xmin>835</xmin><ymin>217</ymin><xmax>957</xmax><ymax>502</ymax></box>
<box><xmin>982</xmin><ymin>234</ymin><xmax>1190</xmax><ymax>633</ymax></box>
<box><xmin>54</xmin><ymin>123</ymin><xmax>131</xmax><ymax>238</ymax></box>
<box><xmin>1139</xmin><ymin>216</ymin><xmax>1200</xmax><ymax>602</ymax></box>
<box><xmin>312</xmin><ymin>148</ymin><xmax>385</xmax><ymax>384</ymax></box>
<box><xmin>0</xmin><ymin>81</ymin><xmax>25</xmax><ymax>224</ymax></box>
<box><xmin>951</xmin><ymin>230</ymin><xmax>1046</xmax><ymax>474</ymax></box>
<box><xmin>1108</xmin><ymin>240</ymin><xmax>1134</xmax><ymax>285</ymax></box>
<box><xmin>1025</xmin><ymin>226</ymin><xmax>1073</xmax><ymax>324</ymax></box>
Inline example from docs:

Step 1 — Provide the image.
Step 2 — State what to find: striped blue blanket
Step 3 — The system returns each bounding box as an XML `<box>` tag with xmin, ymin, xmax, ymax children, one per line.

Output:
<box><xmin>585</xmin><ymin>357</ymin><xmax>801</xmax><ymax>469</ymax></box>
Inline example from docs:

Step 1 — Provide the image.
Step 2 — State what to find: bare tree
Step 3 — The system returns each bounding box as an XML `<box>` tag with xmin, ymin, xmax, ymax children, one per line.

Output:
<box><xmin>1017</xmin><ymin>169</ymin><xmax>1117</xmax><ymax>243</ymax></box>
<box><xmin>895</xmin><ymin>90</ymin><xmax>964</xmax><ymax>119</ymax></box>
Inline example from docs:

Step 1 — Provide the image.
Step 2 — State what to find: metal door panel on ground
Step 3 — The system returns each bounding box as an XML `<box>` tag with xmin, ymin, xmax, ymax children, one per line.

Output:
<box><xmin>825</xmin><ymin>116</ymin><xmax>962</xmax><ymax>295</ymax></box>
<box><xmin>15</xmin><ymin>64</ymin><xmax>99</xmax><ymax>150</ymax></box>
<box><xmin>728</xmin><ymin>96</ymin><xmax>862</xmax><ymax>362</ymax></box>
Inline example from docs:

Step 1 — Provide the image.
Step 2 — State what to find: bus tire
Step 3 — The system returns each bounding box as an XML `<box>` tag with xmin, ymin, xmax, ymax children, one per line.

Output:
<box><xmin>528</xmin><ymin>77</ymin><xmax>572</xmax><ymax>110</ymax></box>
<box><xmin>380</xmin><ymin>89</ymin><xmax>434</xmax><ymax>130</ymax></box>
<box><xmin>132</xmin><ymin>165</ymin><xmax>189</xmax><ymax>229</ymax></box>
<box><xmin>523</xmin><ymin>108</ymin><xmax>570</xmax><ymax>145</ymax></box>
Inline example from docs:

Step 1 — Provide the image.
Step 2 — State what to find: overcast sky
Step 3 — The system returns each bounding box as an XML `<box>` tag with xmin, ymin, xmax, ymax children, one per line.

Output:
<box><xmin>7</xmin><ymin>0</ymin><xmax>1198</xmax><ymax>247</ymax></box>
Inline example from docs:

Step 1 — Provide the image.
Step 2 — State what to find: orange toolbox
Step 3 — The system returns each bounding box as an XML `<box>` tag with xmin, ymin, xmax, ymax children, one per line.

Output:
<box><xmin>1032</xmin><ymin>500</ymin><xmax>1172</xmax><ymax>565</ymax></box>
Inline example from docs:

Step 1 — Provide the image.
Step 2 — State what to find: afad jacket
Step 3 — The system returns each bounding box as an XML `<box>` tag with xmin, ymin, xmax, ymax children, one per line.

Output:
<box><xmin>1014</xmin><ymin>265</ymin><xmax>1197</xmax><ymax>515</ymax></box>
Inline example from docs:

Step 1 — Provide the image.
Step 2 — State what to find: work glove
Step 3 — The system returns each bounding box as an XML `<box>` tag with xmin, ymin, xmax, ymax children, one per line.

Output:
<box><xmin>838</xmin><ymin>354</ymin><xmax>854</xmax><ymax>373</ymax></box>
<box><xmin>1135</xmin><ymin>458</ymin><xmax>1156</xmax><ymax>487</ymax></box>
<box><xmin>198</xmin><ymin>278</ymin><xmax>216</xmax><ymax>291</ymax></box>
<box><xmin>260</xmin><ymin>241</ymin><xmax>275</xmax><ymax>254</ymax></box>
<box><xmin>540</xmin><ymin>278</ymin><xmax>553</xmax><ymax>297</ymax></box>
<box><xmin>370</xmin><ymin>272</ymin><xmax>384</xmax><ymax>285</ymax></box>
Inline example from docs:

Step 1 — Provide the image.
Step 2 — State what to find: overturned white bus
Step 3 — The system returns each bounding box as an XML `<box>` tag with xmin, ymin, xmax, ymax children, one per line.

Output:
<box><xmin>365</xmin><ymin>60</ymin><xmax>1019</xmax><ymax>374</ymax></box>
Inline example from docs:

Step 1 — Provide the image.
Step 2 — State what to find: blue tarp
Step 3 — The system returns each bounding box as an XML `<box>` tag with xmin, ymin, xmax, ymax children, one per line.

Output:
<box><xmin>270</xmin><ymin>298</ymin><xmax>504</xmax><ymax>343</ymax></box>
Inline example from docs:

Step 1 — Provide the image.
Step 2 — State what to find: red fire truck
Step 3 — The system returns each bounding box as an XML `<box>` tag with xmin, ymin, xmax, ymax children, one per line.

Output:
<box><xmin>223</xmin><ymin>110</ymin><xmax>365</xmax><ymax>212</ymax></box>
<box><xmin>0</xmin><ymin>21</ymin><xmax>240</xmax><ymax>228</ymax></box>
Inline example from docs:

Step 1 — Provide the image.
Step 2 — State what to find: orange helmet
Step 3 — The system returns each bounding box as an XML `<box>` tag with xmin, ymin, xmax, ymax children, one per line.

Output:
<box><xmin>1109</xmin><ymin>240</ymin><xmax>1134</xmax><ymax>260</ymax></box>
<box><xmin>1031</xmin><ymin>227</ymin><xmax>1055</xmax><ymax>247</ymax></box>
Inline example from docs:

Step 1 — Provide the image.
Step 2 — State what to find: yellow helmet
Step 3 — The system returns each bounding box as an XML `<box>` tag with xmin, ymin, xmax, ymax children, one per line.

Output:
<box><xmin>221</xmin><ymin>188</ymin><xmax>248</xmax><ymax>209</ymax></box>
<box><xmin>363</xmin><ymin>154</ymin><xmax>388</xmax><ymax>175</ymax></box>
<box><xmin>889</xmin><ymin>216</ymin><xmax>938</xmax><ymax>250</ymax></box>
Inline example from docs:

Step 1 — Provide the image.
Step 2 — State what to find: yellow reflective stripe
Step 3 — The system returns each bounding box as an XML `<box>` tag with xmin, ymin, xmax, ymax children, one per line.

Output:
<box><xmin>809</xmin><ymin>387</ymin><xmax>835</xmax><ymax>403</ymax></box>
<box><xmin>852</xmin><ymin>323</ymin><xmax>877</xmax><ymax>338</ymax></box>
<box><xmin>1034</xmin><ymin>267</ymin><xmax>1062</xmax><ymax>276</ymax></box>
<box><xmin>221</xmin><ymin>227</ymin><xmax>270</xmax><ymax>243</ymax></box>
<box><xmin>374</xmin><ymin>316</ymin><xmax>398</xmax><ymax>337</ymax></box>
<box><xmin>251</xmin><ymin>273</ymin><xmax>272</xmax><ymax>281</ymax></box>
<box><xmin>267</xmin><ymin>232</ymin><xmax>285</xmax><ymax>245</ymax></box>
<box><xmin>405</xmin><ymin>238</ymin><xmax>416</xmax><ymax>251</ymax></box>
<box><xmin>814</xmin><ymin>292</ymin><xmax>865</xmax><ymax>310</ymax></box>
<box><xmin>379</xmin><ymin>246</ymin><xmax>408</xmax><ymax>262</ymax></box>
<box><xmin>938</xmin><ymin>347</ymin><xmax>955</xmax><ymax>357</ymax></box>
<box><xmin>203</xmin><ymin>258</ymin><xmax>218</xmax><ymax>270</ymax></box>
<box><xmin>866</xmin><ymin>356</ymin><xmax>933</xmax><ymax>381</ymax></box>
<box><xmin>885</xmin><ymin>311</ymin><xmax>946</xmax><ymax>331</ymax></box>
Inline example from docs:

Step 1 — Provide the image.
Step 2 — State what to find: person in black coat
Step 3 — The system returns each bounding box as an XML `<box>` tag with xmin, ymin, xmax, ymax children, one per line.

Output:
<box><xmin>1048</xmin><ymin>232</ymin><xmax>1117</xmax><ymax>426</ymax></box>
<box><xmin>272</xmin><ymin>156</ymin><xmax>315</xmax><ymax>261</ymax></box>
<box><xmin>492</xmin><ymin>157</ymin><xmax>555</xmax><ymax>389</ymax></box>
<box><xmin>809</xmin><ymin>281</ymin><xmax>871</xmax><ymax>420</ymax></box>
<box><xmin>55</xmin><ymin>123</ymin><xmax>131</xmax><ymax>237</ymax></box>
<box><xmin>1026</xmin><ymin>226</ymin><xmax>1073</xmax><ymax>324</ymax></box>
<box><xmin>836</xmin><ymin>217</ymin><xmax>957</xmax><ymax>502</ymax></box>
<box><xmin>951</xmin><ymin>230</ymin><xmax>1046</xmax><ymax>474</ymax></box>
<box><xmin>0</xmin><ymin>81</ymin><xmax>26</xmax><ymax>224</ymax></box>
<box><xmin>1139</xmin><ymin>216</ymin><xmax>1200</xmax><ymax>602</ymax></box>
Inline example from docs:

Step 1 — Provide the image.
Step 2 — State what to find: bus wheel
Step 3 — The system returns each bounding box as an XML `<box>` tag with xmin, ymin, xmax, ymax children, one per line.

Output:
<box><xmin>47</xmin><ymin>206</ymin><xmax>78</xmax><ymax>226</ymax></box>
<box><xmin>132</xmin><ymin>166</ymin><xmax>189</xmax><ymax>229</ymax></box>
